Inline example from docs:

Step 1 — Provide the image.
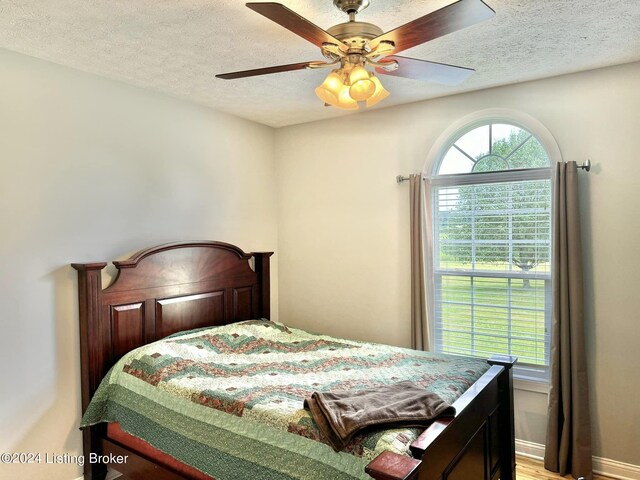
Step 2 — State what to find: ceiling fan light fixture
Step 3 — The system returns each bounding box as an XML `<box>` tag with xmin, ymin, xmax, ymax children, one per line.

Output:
<box><xmin>366</xmin><ymin>75</ymin><xmax>389</xmax><ymax>107</ymax></box>
<box><xmin>315</xmin><ymin>71</ymin><xmax>344</xmax><ymax>106</ymax></box>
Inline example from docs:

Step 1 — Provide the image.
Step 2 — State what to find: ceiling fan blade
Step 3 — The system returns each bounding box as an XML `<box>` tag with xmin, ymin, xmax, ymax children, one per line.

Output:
<box><xmin>216</xmin><ymin>61</ymin><xmax>318</xmax><ymax>80</ymax></box>
<box><xmin>375</xmin><ymin>56</ymin><xmax>475</xmax><ymax>85</ymax></box>
<box><xmin>371</xmin><ymin>0</ymin><xmax>495</xmax><ymax>55</ymax></box>
<box><xmin>246</xmin><ymin>2</ymin><xmax>347</xmax><ymax>50</ymax></box>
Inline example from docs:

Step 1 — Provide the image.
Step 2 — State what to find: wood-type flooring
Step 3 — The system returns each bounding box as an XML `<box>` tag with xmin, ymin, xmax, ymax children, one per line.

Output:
<box><xmin>516</xmin><ymin>455</ymin><xmax>610</xmax><ymax>480</ymax></box>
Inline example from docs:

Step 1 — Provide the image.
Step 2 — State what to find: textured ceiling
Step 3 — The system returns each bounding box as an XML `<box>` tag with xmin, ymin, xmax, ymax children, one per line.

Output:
<box><xmin>1</xmin><ymin>0</ymin><xmax>639</xmax><ymax>127</ymax></box>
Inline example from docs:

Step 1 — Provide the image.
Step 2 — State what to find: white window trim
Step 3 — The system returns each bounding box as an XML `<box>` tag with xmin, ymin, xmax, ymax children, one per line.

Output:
<box><xmin>424</xmin><ymin>109</ymin><xmax>563</xmax><ymax>174</ymax></box>
<box><xmin>424</xmin><ymin>108</ymin><xmax>563</xmax><ymax>385</ymax></box>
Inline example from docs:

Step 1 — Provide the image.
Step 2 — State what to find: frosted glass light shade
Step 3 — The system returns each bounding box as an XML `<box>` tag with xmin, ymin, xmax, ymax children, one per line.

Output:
<box><xmin>315</xmin><ymin>72</ymin><xmax>344</xmax><ymax>106</ymax></box>
<box><xmin>349</xmin><ymin>65</ymin><xmax>369</xmax><ymax>83</ymax></box>
<box><xmin>336</xmin><ymin>85</ymin><xmax>359</xmax><ymax>110</ymax></box>
<box><xmin>348</xmin><ymin>66</ymin><xmax>375</xmax><ymax>101</ymax></box>
<box><xmin>366</xmin><ymin>75</ymin><xmax>390</xmax><ymax>107</ymax></box>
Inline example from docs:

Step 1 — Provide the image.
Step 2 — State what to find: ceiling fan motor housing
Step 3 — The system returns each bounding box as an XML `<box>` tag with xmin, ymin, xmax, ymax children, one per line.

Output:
<box><xmin>333</xmin><ymin>0</ymin><xmax>370</xmax><ymax>14</ymax></box>
<box><xmin>327</xmin><ymin>21</ymin><xmax>383</xmax><ymax>53</ymax></box>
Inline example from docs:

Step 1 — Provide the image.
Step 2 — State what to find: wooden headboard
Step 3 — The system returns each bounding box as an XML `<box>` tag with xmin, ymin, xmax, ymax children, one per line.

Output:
<box><xmin>72</xmin><ymin>241</ymin><xmax>273</xmax><ymax>413</ymax></box>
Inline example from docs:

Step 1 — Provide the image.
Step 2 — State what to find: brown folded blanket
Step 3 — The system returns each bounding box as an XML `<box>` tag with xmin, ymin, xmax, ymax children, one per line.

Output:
<box><xmin>304</xmin><ymin>381</ymin><xmax>456</xmax><ymax>451</ymax></box>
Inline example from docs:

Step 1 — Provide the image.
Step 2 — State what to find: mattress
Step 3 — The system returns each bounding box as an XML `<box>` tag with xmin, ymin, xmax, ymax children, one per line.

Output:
<box><xmin>82</xmin><ymin>319</ymin><xmax>489</xmax><ymax>480</ymax></box>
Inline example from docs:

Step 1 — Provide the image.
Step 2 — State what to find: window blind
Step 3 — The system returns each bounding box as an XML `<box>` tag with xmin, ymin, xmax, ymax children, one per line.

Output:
<box><xmin>432</xmin><ymin>176</ymin><xmax>552</xmax><ymax>380</ymax></box>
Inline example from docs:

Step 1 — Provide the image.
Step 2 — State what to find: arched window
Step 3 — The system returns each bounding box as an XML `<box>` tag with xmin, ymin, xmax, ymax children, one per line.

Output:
<box><xmin>428</xmin><ymin>113</ymin><xmax>557</xmax><ymax>382</ymax></box>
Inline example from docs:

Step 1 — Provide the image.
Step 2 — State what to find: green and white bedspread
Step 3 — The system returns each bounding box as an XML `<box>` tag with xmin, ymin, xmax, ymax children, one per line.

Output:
<box><xmin>82</xmin><ymin>320</ymin><xmax>489</xmax><ymax>480</ymax></box>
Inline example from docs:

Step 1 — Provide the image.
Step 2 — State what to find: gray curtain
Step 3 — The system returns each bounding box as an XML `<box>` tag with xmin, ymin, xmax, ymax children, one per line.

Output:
<box><xmin>410</xmin><ymin>174</ymin><xmax>432</xmax><ymax>351</ymax></box>
<box><xmin>544</xmin><ymin>161</ymin><xmax>593</xmax><ymax>479</ymax></box>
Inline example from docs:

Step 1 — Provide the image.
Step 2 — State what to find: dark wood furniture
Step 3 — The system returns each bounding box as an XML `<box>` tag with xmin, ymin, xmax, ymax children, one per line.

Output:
<box><xmin>72</xmin><ymin>241</ymin><xmax>516</xmax><ymax>480</ymax></box>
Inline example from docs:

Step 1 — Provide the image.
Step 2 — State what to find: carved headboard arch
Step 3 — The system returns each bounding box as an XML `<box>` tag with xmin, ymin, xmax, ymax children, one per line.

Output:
<box><xmin>72</xmin><ymin>241</ymin><xmax>273</xmax><ymax>412</ymax></box>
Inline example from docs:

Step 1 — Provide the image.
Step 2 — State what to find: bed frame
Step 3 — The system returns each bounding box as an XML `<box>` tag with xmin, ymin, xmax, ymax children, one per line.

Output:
<box><xmin>72</xmin><ymin>241</ymin><xmax>516</xmax><ymax>480</ymax></box>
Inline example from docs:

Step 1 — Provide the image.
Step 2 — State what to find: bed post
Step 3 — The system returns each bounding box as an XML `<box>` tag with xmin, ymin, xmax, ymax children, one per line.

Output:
<box><xmin>488</xmin><ymin>354</ymin><xmax>517</xmax><ymax>480</ymax></box>
<box><xmin>72</xmin><ymin>262</ymin><xmax>108</xmax><ymax>480</ymax></box>
<box><xmin>252</xmin><ymin>252</ymin><xmax>273</xmax><ymax>319</ymax></box>
<box><xmin>366</xmin><ymin>451</ymin><xmax>422</xmax><ymax>480</ymax></box>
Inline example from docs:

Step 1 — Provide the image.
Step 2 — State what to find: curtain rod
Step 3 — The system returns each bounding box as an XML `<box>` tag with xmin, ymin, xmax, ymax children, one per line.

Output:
<box><xmin>396</xmin><ymin>159</ymin><xmax>591</xmax><ymax>183</ymax></box>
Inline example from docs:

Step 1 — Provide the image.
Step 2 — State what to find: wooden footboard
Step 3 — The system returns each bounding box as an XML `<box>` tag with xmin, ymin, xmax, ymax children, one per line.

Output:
<box><xmin>366</xmin><ymin>355</ymin><xmax>516</xmax><ymax>480</ymax></box>
<box><xmin>73</xmin><ymin>241</ymin><xmax>516</xmax><ymax>480</ymax></box>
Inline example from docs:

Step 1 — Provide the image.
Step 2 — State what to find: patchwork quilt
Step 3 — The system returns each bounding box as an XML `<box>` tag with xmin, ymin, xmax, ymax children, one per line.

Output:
<box><xmin>82</xmin><ymin>320</ymin><xmax>489</xmax><ymax>480</ymax></box>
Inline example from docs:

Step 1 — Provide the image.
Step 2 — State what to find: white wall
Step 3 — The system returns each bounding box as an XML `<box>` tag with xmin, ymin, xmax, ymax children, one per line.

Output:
<box><xmin>0</xmin><ymin>49</ymin><xmax>278</xmax><ymax>480</ymax></box>
<box><xmin>275</xmin><ymin>61</ymin><xmax>640</xmax><ymax>466</ymax></box>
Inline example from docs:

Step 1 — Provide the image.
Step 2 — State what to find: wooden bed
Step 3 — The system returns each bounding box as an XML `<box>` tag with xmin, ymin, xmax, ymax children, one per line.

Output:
<box><xmin>72</xmin><ymin>241</ymin><xmax>516</xmax><ymax>480</ymax></box>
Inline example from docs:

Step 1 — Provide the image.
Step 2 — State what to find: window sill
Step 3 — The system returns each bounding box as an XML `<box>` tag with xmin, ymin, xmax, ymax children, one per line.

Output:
<box><xmin>514</xmin><ymin>378</ymin><xmax>549</xmax><ymax>394</ymax></box>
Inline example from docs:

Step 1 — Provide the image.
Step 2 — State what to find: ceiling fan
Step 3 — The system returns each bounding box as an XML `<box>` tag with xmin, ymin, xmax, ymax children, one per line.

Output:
<box><xmin>216</xmin><ymin>0</ymin><xmax>495</xmax><ymax>110</ymax></box>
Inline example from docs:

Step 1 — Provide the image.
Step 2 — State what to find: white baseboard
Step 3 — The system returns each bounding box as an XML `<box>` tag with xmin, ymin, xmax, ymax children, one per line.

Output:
<box><xmin>516</xmin><ymin>438</ymin><xmax>546</xmax><ymax>459</ymax></box>
<box><xmin>593</xmin><ymin>457</ymin><xmax>640</xmax><ymax>480</ymax></box>
<box><xmin>516</xmin><ymin>439</ymin><xmax>640</xmax><ymax>480</ymax></box>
